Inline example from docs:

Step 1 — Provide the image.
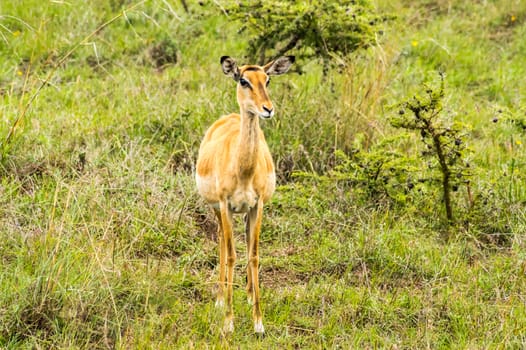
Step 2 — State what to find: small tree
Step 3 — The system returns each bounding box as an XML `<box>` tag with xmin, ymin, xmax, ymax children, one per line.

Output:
<box><xmin>224</xmin><ymin>0</ymin><xmax>387</xmax><ymax>69</ymax></box>
<box><xmin>390</xmin><ymin>74</ymin><xmax>471</xmax><ymax>224</ymax></box>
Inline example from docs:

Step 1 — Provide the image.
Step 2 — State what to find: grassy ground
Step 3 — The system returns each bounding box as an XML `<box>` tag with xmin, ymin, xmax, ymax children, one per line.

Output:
<box><xmin>1</xmin><ymin>0</ymin><xmax>525</xmax><ymax>348</ymax></box>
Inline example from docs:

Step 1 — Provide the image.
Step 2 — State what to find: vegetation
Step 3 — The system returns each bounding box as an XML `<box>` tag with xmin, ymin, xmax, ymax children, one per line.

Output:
<box><xmin>224</xmin><ymin>0</ymin><xmax>387</xmax><ymax>68</ymax></box>
<box><xmin>390</xmin><ymin>73</ymin><xmax>471</xmax><ymax>225</ymax></box>
<box><xmin>0</xmin><ymin>0</ymin><xmax>525</xmax><ymax>348</ymax></box>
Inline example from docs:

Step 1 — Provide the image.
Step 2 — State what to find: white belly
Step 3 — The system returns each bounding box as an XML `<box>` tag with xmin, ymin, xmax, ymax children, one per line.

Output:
<box><xmin>196</xmin><ymin>173</ymin><xmax>275</xmax><ymax>213</ymax></box>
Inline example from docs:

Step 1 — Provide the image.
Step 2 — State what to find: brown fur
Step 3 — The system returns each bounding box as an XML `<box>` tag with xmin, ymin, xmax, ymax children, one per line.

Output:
<box><xmin>196</xmin><ymin>113</ymin><xmax>275</xmax><ymax>209</ymax></box>
<box><xmin>195</xmin><ymin>56</ymin><xmax>294</xmax><ymax>334</ymax></box>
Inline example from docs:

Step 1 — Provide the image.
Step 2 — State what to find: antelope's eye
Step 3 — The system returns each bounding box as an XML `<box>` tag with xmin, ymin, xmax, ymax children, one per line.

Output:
<box><xmin>239</xmin><ymin>78</ymin><xmax>250</xmax><ymax>88</ymax></box>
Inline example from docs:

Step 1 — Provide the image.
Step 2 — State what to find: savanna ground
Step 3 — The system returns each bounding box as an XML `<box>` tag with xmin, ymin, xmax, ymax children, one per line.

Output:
<box><xmin>1</xmin><ymin>0</ymin><xmax>525</xmax><ymax>348</ymax></box>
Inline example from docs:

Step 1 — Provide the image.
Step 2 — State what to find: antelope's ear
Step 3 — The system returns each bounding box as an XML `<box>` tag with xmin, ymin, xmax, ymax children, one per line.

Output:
<box><xmin>263</xmin><ymin>56</ymin><xmax>295</xmax><ymax>76</ymax></box>
<box><xmin>221</xmin><ymin>56</ymin><xmax>240</xmax><ymax>81</ymax></box>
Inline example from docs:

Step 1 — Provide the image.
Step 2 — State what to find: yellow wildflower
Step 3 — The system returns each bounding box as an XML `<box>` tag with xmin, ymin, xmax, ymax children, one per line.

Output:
<box><xmin>13</xmin><ymin>30</ymin><xmax>21</xmax><ymax>37</ymax></box>
<box><xmin>411</xmin><ymin>40</ymin><xmax>418</xmax><ymax>47</ymax></box>
<box><xmin>17</xmin><ymin>70</ymin><xmax>23</xmax><ymax>76</ymax></box>
<box><xmin>511</xmin><ymin>15</ymin><xmax>517</xmax><ymax>22</ymax></box>
<box><xmin>516</xmin><ymin>140</ymin><xmax>522</xmax><ymax>146</ymax></box>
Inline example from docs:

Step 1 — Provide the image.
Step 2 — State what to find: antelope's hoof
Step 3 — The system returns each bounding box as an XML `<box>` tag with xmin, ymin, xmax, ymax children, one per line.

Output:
<box><xmin>215</xmin><ymin>298</ymin><xmax>225</xmax><ymax>309</ymax></box>
<box><xmin>223</xmin><ymin>318</ymin><xmax>234</xmax><ymax>334</ymax></box>
<box><xmin>254</xmin><ymin>320</ymin><xmax>265</xmax><ymax>335</ymax></box>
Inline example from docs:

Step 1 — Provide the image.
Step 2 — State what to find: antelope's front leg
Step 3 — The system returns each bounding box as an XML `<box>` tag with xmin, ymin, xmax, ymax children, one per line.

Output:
<box><xmin>214</xmin><ymin>208</ymin><xmax>226</xmax><ymax>308</ymax></box>
<box><xmin>247</xmin><ymin>201</ymin><xmax>265</xmax><ymax>334</ymax></box>
<box><xmin>219</xmin><ymin>201</ymin><xmax>236</xmax><ymax>333</ymax></box>
<box><xmin>244</xmin><ymin>214</ymin><xmax>253</xmax><ymax>305</ymax></box>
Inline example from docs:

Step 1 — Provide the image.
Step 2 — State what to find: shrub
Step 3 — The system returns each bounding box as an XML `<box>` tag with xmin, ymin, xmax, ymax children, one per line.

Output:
<box><xmin>224</xmin><ymin>0</ymin><xmax>388</xmax><ymax>69</ymax></box>
<box><xmin>390</xmin><ymin>73</ymin><xmax>472</xmax><ymax>224</ymax></box>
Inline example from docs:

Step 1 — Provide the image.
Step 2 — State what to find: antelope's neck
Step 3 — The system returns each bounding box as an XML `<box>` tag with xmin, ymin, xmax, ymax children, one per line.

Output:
<box><xmin>237</xmin><ymin>110</ymin><xmax>260</xmax><ymax>180</ymax></box>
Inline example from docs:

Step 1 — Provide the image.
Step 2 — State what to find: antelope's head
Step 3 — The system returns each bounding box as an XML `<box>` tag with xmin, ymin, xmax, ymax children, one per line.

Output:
<box><xmin>221</xmin><ymin>56</ymin><xmax>295</xmax><ymax>119</ymax></box>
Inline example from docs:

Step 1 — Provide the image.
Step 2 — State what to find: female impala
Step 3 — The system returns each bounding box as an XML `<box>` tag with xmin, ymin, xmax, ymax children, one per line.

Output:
<box><xmin>196</xmin><ymin>55</ymin><xmax>294</xmax><ymax>334</ymax></box>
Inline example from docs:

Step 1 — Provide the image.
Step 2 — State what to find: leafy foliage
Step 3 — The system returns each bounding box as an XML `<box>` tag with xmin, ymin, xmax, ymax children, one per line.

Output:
<box><xmin>390</xmin><ymin>74</ymin><xmax>472</xmax><ymax>224</ymax></box>
<box><xmin>493</xmin><ymin>106</ymin><xmax>526</xmax><ymax>133</ymax></box>
<box><xmin>224</xmin><ymin>0</ymin><xmax>388</xmax><ymax>66</ymax></box>
<box><xmin>329</xmin><ymin>137</ymin><xmax>421</xmax><ymax>205</ymax></box>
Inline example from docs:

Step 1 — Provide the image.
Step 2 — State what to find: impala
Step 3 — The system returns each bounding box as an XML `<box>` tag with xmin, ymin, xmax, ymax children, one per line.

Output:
<box><xmin>195</xmin><ymin>55</ymin><xmax>294</xmax><ymax>334</ymax></box>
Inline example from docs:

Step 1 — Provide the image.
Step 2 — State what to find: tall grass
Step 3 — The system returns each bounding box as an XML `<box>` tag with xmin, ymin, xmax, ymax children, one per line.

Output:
<box><xmin>0</xmin><ymin>0</ymin><xmax>525</xmax><ymax>348</ymax></box>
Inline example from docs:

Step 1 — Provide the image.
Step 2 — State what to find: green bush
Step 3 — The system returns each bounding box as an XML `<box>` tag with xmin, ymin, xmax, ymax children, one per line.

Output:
<box><xmin>390</xmin><ymin>73</ymin><xmax>472</xmax><ymax>225</ymax></box>
<box><xmin>224</xmin><ymin>0</ymin><xmax>388</xmax><ymax>68</ymax></box>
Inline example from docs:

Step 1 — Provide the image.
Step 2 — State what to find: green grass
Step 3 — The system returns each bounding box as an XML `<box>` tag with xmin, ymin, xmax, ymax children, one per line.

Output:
<box><xmin>1</xmin><ymin>0</ymin><xmax>525</xmax><ymax>348</ymax></box>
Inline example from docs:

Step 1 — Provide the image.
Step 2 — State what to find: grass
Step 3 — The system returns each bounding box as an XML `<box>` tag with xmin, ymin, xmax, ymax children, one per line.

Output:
<box><xmin>0</xmin><ymin>0</ymin><xmax>525</xmax><ymax>348</ymax></box>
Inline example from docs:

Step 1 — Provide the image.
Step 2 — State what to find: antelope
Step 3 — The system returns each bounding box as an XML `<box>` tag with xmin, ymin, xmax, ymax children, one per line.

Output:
<box><xmin>195</xmin><ymin>55</ymin><xmax>295</xmax><ymax>334</ymax></box>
